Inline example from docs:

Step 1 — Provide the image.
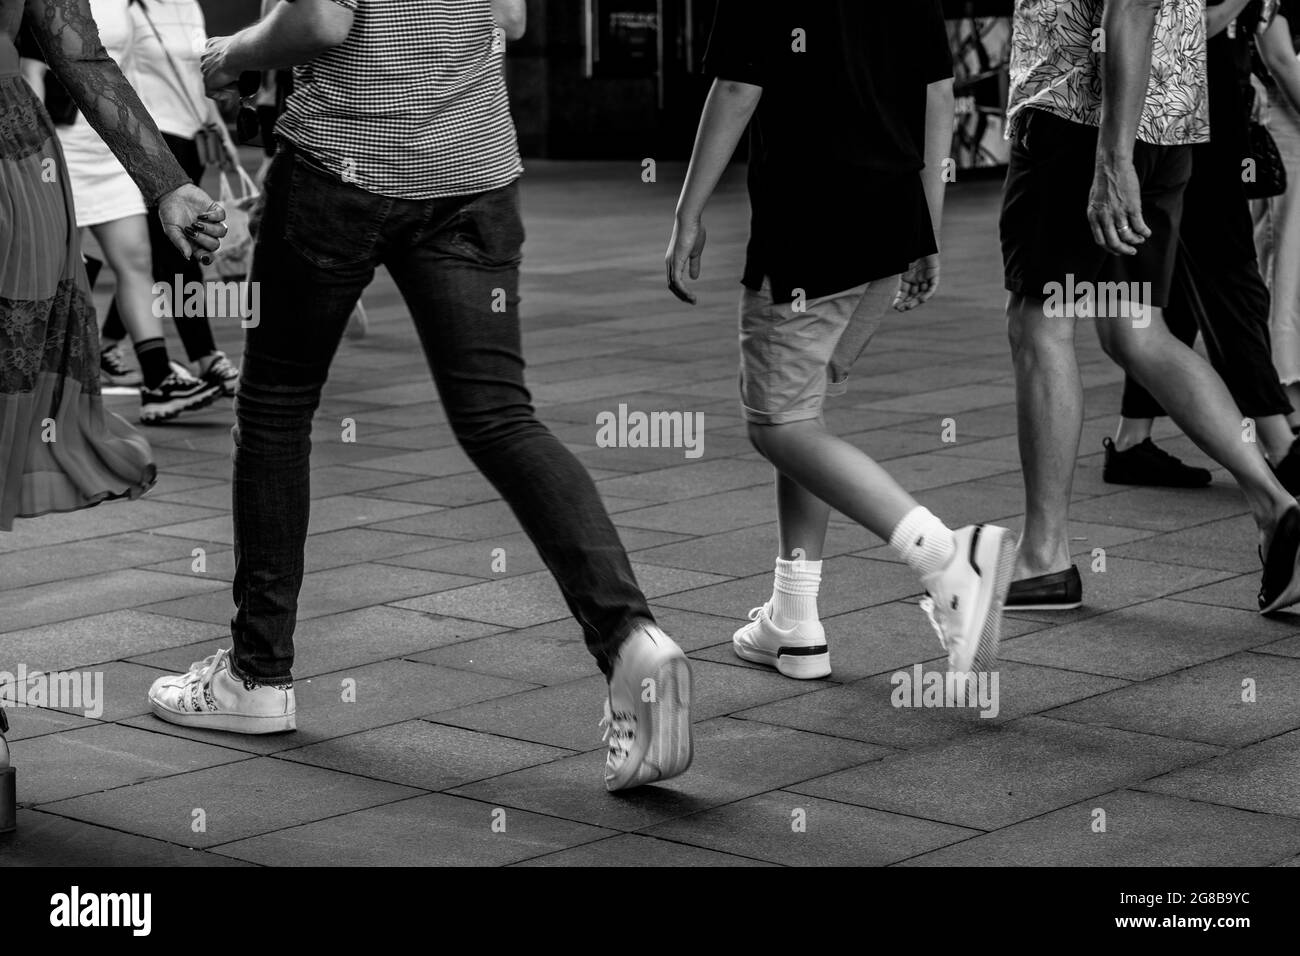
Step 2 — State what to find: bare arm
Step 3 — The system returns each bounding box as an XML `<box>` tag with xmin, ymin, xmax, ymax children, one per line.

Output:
<box><xmin>920</xmin><ymin>78</ymin><xmax>955</xmax><ymax>254</ymax></box>
<box><xmin>1090</xmin><ymin>0</ymin><xmax>1163</xmax><ymax>255</ymax></box>
<box><xmin>1207</xmin><ymin>0</ymin><xmax>1253</xmax><ymax>38</ymax></box>
<box><xmin>894</xmin><ymin>77</ymin><xmax>956</xmax><ymax>312</ymax></box>
<box><xmin>666</xmin><ymin>78</ymin><xmax>762</xmax><ymax>304</ymax></box>
<box><xmin>493</xmin><ymin>0</ymin><xmax>526</xmax><ymax>41</ymax></box>
<box><xmin>204</xmin><ymin>0</ymin><xmax>354</xmax><ymax>86</ymax></box>
<box><xmin>19</xmin><ymin>57</ymin><xmax>45</xmax><ymax>101</ymax></box>
<box><xmin>1260</xmin><ymin>13</ymin><xmax>1300</xmax><ymax>113</ymax></box>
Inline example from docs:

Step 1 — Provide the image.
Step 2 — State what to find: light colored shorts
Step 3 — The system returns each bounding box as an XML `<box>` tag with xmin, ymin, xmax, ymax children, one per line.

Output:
<box><xmin>739</xmin><ymin>277</ymin><xmax>900</xmax><ymax>425</ymax></box>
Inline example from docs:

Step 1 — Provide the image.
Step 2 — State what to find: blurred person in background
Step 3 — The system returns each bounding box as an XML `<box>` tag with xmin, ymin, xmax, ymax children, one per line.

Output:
<box><xmin>1254</xmin><ymin>0</ymin><xmax>1300</xmax><ymax>422</ymax></box>
<box><xmin>94</xmin><ymin>0</ymin><xmax>242</xmax><ymax>397</ymax></box>
<box><xmin>20</xmin><ymin>0</ymin><xmax>222</xmax><ymax>422</ymax></box>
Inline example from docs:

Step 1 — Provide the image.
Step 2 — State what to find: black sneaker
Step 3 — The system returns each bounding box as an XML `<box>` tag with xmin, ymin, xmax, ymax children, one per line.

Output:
<box><xmin>100</xmin><ymin>343</ymin><xmax>142</xmax><ymax>387</ymax></box>
<box><xmin>1259</xmin><ymin>507</ymin><xmax>1300</xmax><ymax>614</ymax></box>
<box><xmin>199</xmin><ymin>351</ymin><xmax>240</xmax><ymax>397</ymax></box>
<box><xmin>139</xmin><ymin>372</ymin><xmax>222</xmax><ymax>424</ymax></box>
<box><xmin>1102</xmin><ymin>437</ymin><xmax>1212</xmax><ymax>488</ymax></box>
<box><xmin>1005</xmin><ymin>565</ymin><xmax>1083</xmax><ymax>610</ymax></box>
<box><xmin>1272</xmin><ymin>443</ymin><xmax>1300</xmax><ymax>496</ymax></box>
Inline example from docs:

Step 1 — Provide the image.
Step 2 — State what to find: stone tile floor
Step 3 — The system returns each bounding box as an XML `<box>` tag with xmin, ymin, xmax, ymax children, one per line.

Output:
<box><xmin>3</xmin><ymin>163</ymin><xmax>1299</xmax><ymax>866</ymax></box>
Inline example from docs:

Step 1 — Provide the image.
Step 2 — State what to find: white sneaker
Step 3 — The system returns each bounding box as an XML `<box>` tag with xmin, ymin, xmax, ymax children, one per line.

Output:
<box><xmin>733</xmin><ymin>602</ymin><xmax>830</xmax><ymax>679</ymax></box>
<box><xmin>600</xmin><ymin>620</ymin><xmax>693</xmax><ymax>791</ymax></box>
<box><xmin>148</xmin><ymin>649</ymin><xmax>296</xmax><ymax>734</ymax></box>
<box><xmin>919</xmin><ymin>524</ymin><xmax>1015</xmax><ymax>674</ymax></box>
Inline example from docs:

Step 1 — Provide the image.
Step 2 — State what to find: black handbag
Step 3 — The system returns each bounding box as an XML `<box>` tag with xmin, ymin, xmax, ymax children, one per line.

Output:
<box><xmin>1246</xmin><ymin>117</ymin><xmax>1289</xmax><ymax>199</ymax></box>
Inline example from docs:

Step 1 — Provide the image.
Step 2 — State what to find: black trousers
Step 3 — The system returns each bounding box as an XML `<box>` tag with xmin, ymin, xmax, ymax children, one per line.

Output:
<box><xmin>100</xmin><ymin>133</ymin><xmax>218</xmax><ymax>361</ymax></box>
<box><xmin>1121</xmin><ymin>144</ymin><xmax>1292</xmax><ymax>421</ymax></box>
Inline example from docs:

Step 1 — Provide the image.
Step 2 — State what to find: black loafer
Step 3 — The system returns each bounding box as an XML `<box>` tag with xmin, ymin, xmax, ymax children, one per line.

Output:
<box><xmin>1272</xmin><ymin>443</ymin><xmax>1300</xmax><ymax>496</ymax></box>
<box><xmin>1259</xmin><ymin>507</ymin><xmax>1300</xmax><ymax>614</ymax></box>
<box><xmin>1102</xmin><ymin>437</ymin><xmax>1212</xmax><ymax>488</ymax></box>
<box><xmin>1006</xmin><ymin>565</ymin><xmax>1083</xmax><ymax>610</ymax></box>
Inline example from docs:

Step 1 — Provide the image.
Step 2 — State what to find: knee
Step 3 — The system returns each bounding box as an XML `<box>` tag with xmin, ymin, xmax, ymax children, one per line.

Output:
<box><xmin>452</xmin><ymin>406</ymin><xmax>543</xmax><ymax>459</ymax></box>
<box><xmin>1098</xmin><ymin>321</ymin><xmax>1164</xmax><ymax>370</ymax></box>
<box><xmin>110</xmin><ymin>243</ymin><xmax>153</xmax><ymax>281</ymax></box>
<box><xmin>1007</xmin><ymin>296</ymin><xmax>1069</xmax><ymax>357</ymax></box>
<box><xmin>232</xmin><ymin>372</ymin><xmax>320</xmax><ymax>440</ymax></box>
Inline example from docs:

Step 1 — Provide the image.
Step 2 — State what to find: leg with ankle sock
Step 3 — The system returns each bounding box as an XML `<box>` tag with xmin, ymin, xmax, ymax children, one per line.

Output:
<box><xmin>134</xmin><ymin>337</ymin><xmax>173</xmax><ymax>390</ymax></box>
<box><xmin>889</xmin><ymin>506</ymin><xmax>956</xmax><ymax>578</ymax></box>
<box><xmin>771</xmin><ymin>555</ymin><xmax>822</xmax><ymax>627</ymax></box>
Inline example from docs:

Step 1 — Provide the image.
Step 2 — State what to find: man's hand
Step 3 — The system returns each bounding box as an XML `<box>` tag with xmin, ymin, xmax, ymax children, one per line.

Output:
<box><xmin>158</xmin><ymin>184</ymin><xmax>228</xmax><ymax>263</ymax></box>
<box><xmin>1088</xmin><ymin>154</ymin><xmax>1150</xmax><ymax>255</ymax></box>
<box><xmin>666</xmin><ymin>216</ymin><xmax>707</xmax><ymax>304</ymax></box>
<box><xmin>894</xmin><ymin>254</ymin><xmax>941</xmax><ymax>312</ymax></box>
<box><xmin>202</xmin><ymin>36</ymin><xmax>242</xmax><ymax>106</ymax></box>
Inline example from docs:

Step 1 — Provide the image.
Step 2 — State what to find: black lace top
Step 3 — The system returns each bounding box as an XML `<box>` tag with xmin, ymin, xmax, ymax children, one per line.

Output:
<box><xmin>8</xmin><ymin>0</ymin><xmax>189</xmax><ymax>204</ymax></box>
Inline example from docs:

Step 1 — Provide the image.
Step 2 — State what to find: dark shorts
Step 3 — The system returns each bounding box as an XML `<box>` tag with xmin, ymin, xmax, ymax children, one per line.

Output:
<box><xmin>1000</xmin><ymin>108</ymin><xmax>1193</xmax><ymax>311</ymax></box>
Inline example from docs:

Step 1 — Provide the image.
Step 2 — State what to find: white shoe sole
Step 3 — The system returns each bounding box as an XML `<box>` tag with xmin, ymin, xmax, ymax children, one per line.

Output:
<box><xmin>951</xmin><ymin>526</ymin><xmax>1016</xmax><ymax>673</ymax></box>
<box><xmin>149</xmin><ymin>699</ymin><xmax>296</xmax><ymax>735</ymax></box>
<box><xmin>1004</xmin><ymin>599</ymin><xmax>1082</xmax><ymax>612</ymax></box>
<box><xmin>606</xmin><ymin>655</ymin><xmax>693</xmax><ymax>791</ymax></box>
<box><xmin>734</xmin><ymin>638</ymin><xmax>831</xmax><ymax>679</ymax></box>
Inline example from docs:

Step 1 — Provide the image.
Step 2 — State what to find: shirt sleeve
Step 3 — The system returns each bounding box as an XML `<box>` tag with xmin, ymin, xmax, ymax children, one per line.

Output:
<box><xmin>703</xmin><ymin>0</ymin><xmax>766</xmax><ymax>87</ymax></box>
<box><xmin>919</xmin><ymin>0</ymin><xmax>954</xmax><ymax>84</ymax></box>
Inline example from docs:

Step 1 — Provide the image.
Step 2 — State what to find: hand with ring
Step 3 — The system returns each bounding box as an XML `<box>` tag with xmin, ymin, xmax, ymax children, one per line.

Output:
<box><xmin>158</xmin><ymin>184</ymin><xmax>228</xmax><ymax>264</ymax></box>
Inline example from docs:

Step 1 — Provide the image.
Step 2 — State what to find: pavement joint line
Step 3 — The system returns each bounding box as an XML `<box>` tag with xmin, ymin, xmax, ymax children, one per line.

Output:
<box><xmin>1126</xmin><ymin>783</ymin><xmax>1300</xmax><ymax>823</ymax></box>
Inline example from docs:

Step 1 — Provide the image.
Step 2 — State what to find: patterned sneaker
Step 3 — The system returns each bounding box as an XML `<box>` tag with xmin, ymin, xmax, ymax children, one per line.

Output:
<box><xmin>100</xmin><ymin>342</ymin><xmax>142</xmax><ymax>387</ymax></box>
<box><xmin>147</xmin><ymin>649</ymin><xmax>296</xmax><ymax>734</ymax></box>
<box><xmin>199</xmin><ymin>351</ymin><xmax>240</xmax><ymax>397</ymax></box>
<box><xmin>733</xmin><ymin>602</ymin><xmax>830</xmax><ymax>679</ymax></box>
<box><xmin>600</xmin><ymin>620</ymin><xmax>693</xmax><ymax>792</ymax></box>
<box><xmin>139</xmin><ymin>370</ymin><xmax>221</xmax><ymax>424</ymax></box>
<box><xmin>919</xmin><ymin>524</ymin><xmax>1016</xmax><ymax>673</ymax></box>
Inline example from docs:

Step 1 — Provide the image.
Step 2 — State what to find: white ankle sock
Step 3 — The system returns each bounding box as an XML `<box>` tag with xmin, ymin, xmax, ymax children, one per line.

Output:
<box><xmin>889</xmin><ymin>506</ymin><xmax>956</xmax><ymax>578</ymax></box>
<box><xmin>771</xmin><ymin>557</ymin><xmax>822</xmax><ymax>627</ymax></box>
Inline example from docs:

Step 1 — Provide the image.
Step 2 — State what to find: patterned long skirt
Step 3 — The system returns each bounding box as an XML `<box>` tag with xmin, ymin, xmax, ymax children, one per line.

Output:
<box><xmin>0</xmin><ymin>35</ymin><xmax>154</xmax><ymax>531</ymax></box>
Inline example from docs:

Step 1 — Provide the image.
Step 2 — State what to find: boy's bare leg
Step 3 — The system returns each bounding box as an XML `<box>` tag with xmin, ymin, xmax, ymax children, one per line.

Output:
<box><xmin>776</xmin><ymin>471</ymin><xmax>831</xmax><ymax>561</ymax></box>
<box><xmin>1007</xmin><ymin>293</ymin><xmax>1085</xmax><ymax>580</ymax></box>
<box><xmin>750</xmin><ymin>421</ymin><xmax>917</xmax><ymax>540</ymax></box>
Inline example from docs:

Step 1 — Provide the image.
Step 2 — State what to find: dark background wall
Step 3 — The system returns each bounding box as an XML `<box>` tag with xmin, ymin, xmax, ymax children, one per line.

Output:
<box><xmin>197</xmin><ymin>1</ymin><xmax>1015</xmax><ymax>165</ymax></box>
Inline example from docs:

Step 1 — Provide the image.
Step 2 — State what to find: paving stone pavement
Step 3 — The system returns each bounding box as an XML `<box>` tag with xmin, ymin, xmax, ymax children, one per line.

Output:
<box><xmin>3</xmin><ymin>163</ymin><xmax>1299</xmax><ymax>867</ymax></box>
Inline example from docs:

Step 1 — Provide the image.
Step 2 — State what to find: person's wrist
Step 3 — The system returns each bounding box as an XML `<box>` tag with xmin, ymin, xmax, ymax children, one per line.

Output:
<box><xmin>1096</xmin><ymin>143</ymin><xmax>1135</xmax><ymax>166</ymax></box>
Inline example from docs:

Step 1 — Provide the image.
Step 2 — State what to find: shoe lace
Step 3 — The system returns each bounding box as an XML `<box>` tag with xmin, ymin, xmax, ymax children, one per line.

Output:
<box><xmin>599</xmin><ymin>698</ymin><xmax>635</xmax><ymax>767</ymax></box>
<box><xmin>182</xmin><ymin>649</ymin><xmax>227</xmax><ymax>689</ymax></box>
<box><xmin>746</xmin><ymin>604</ymin><xmax>769</xmax><ymax>623</ymax></box>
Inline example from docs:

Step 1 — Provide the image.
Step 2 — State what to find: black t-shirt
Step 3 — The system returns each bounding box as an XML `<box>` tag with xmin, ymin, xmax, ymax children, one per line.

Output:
<box><xmin>704</xmin><ymin>0</ymin><xmax>954</xmax><ymax>302</ymax></box>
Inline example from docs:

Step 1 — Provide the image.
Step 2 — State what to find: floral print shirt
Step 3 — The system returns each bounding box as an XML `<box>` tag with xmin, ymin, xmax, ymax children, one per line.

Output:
<box><xmin>1008</xmin><ymin>0</ymin><xmax>1211</xmax><ymax>145</ymax></box>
